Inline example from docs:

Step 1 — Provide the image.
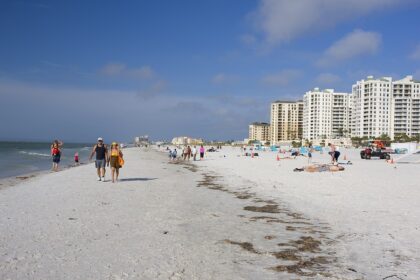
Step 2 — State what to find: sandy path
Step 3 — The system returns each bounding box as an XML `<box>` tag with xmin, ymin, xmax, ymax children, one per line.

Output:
<box><xmin>0</xmin><ymin>147</ymin><xmax>341</xmax><ymax>280</ymax></box>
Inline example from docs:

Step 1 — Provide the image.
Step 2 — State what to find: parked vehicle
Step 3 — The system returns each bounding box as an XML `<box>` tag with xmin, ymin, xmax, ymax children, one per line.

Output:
<box><xmin>360</xmin><ymin>148</ymin><xmax>391</xmax><ymax>160</ymax></box>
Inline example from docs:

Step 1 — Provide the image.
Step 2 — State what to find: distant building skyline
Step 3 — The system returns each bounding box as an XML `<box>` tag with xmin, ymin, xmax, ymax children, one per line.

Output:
<box><xmin>251</xmin><ymin>74</ymin><xmax>420</xmax><ymax>143</ymax></box>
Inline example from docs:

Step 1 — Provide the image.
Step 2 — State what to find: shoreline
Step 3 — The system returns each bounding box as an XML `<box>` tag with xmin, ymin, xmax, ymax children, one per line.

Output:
<box><xmin>0</xmin><ymin>147</ymin><xmax>135</xmax><ymax>190</ymax></box>
<box><xmin>0</xmin><ymin>161</ymin><xmax>88</xmax><ymax>191</ymax></box>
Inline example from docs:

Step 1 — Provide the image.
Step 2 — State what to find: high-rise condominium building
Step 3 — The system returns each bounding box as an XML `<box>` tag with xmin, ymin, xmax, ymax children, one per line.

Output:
<box><xmin>248</xmin><ymin>122</ymin><xmax>271</xmax><ymax>143</ymax></box>
<box><xmin>351</xmin><ymin>76</ymin><xmax>393</xmax><ymax>138</ymax></box>
<box><xmin>390</xmin><ymin>75</ymin><xmax>420</xmax><ymax>138</ymax></box>
<box><xmin>270</xmin><ymin>101</ymin><xmax>303</xmax><ymax>144</ymax></box>
<box><xmin>303</xmin><ymin>88</ymin><xmax>351</xmax><ymax>140</ymax></box>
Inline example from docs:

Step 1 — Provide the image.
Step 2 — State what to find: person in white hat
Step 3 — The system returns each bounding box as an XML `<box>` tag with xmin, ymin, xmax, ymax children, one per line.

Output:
<box><xmin>89</xmin><ymin>137</ymin><xmax>108</xmax><ymax>181</ymax></box>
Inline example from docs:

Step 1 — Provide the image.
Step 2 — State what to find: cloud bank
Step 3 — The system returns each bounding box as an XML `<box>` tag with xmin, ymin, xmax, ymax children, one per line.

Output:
<box><xmin>99</xmin><ymin>63</ymin><xmax>155</xmax><ymax>80</ymax></box>
<box><xmin>251</xmin><ymin>0</ymin><xmax>399</xmax><ymax>46</ymax></box>
<box><xmin>317</xmin><ymin>29</ymin><xmax>382</xmax><ymax>67</ymax></box>
<box><xmin>261</xmin><ymin>70</ymin><xmax>302</xmax><ymax>86</ymax></box>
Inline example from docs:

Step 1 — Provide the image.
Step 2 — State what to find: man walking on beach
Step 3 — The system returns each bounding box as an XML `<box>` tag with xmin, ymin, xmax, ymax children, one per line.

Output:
<box><xmin>89</xmin><ymin>137</ymin><xmax>108</xmax><ymax>182</ymax></box>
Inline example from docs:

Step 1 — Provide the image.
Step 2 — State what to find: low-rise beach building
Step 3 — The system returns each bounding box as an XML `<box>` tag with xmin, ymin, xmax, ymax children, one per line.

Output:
<box><xmin>248</xmin><ymin>122</ymin><xmax>271</xmax><ymax>143</ymax></box>
<box><xmin>171</xmin><ymin>136</ymin><xmax>203</xmax><ymax>145</ymax></box>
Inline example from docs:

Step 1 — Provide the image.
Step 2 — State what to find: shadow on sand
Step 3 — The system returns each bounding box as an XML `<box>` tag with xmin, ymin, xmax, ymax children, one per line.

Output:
<box><xmin>119</xmin><ymin>178</ymin><xmax>157</xmax><ymax>182</ymax></box>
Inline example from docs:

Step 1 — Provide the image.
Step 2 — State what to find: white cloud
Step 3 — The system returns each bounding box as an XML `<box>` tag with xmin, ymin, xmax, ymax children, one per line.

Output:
<box><xmin>211</xmin><ymin>73</ymin><xmax>239</xmax><ymax>85</ymax></box>
<box><xmin>414</xmin><ymin>70</ymin><xmax>420</xmax><ymax>80</ymax></box>
<box><xmin>261</xmin><ymin>69</ymin><xmax>302</xmax><ymax>86</ymax></box>
<box><xmin>240</xmin><ymin>34</ymin><xmax>257</xmax><ymax>46</ymax></box>
<box><xmin>128</xmin><ymin>66</ymin><xmax>154</xmax><ymax>79</ymax></box>
<box><xmin>100</xmin><ymin>63</ymin><xmax>126</xmax><ymax>76</ymax></box>
<box><xmin>99</xmin><ymin>63</ymin><xmax>155</xmax><ymax>80</ymax></box>
<box><xmin>137</xmin><ymin>80</ymin><xmax>167</xmax><ymax>100</ymax></box>
<box><xmin>317</xmin><ymin>29</ymin><xmax>382</xmax><ymax>67</ymax></box>
<box><xmin>315</xmin><ymin>73</ymin><xmax>341</xmax><ymax>86</ymax></box>
<box><xmin>251</xmin><ymin>0</ymin><xmax>400</xmax><ymax>46</ymax></box>
<box><xmin>410</xmin><ymin>44</ymin><xmax>420</xmax><ymax>60</ymax></box>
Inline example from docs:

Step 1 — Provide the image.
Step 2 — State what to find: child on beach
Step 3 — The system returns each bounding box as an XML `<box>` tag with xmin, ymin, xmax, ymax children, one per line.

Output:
<box><xmin>308</xmin><ymin>147</ymin><xmax>313</xmax><ymax>163</ymax></box>
<box><xmin>170</xmin><ymin>149</ymin><xmax>177</xmax><ymax>161</ymax></box>
<box><xmin>74</xmin><ymin>152</ymin><xmax>79</xmax><ymax>165</ymax></box>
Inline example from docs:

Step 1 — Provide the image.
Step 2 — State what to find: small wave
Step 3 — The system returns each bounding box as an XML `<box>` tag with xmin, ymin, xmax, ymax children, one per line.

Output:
<box><xmin>19</xmin><ymin>151</ymin><xmax>51</xmax><ymax>157</ymax></box>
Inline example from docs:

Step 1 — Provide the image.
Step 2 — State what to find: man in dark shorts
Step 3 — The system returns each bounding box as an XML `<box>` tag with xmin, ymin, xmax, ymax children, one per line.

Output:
<box><xmin>89</xmin><ymin>137</ymin><xmax>108</xmax><ymax>182</ymax></box>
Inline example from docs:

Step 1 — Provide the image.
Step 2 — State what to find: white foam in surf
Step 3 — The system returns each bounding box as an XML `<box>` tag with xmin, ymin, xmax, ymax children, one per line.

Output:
<box><xmin>19</xmin><ymin>151</ymin><xmax>50</xmax><ymax>157</ymax></box>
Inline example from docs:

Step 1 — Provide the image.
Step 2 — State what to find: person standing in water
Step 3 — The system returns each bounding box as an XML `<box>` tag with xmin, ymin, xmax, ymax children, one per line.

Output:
<box><xmin>89</xmin><ymin>137</ymin><xmax>108</xmax><ymax>182</ymax></box>
<box><xmin>50</xmin><ymin>140</ymin><xmax>63</xmax><ymax>172</ymax></box>
<box><xmin>109</xmin><ymin>142</ymin><xmax>123</xmax><ymax>183</ymax></box>
<box><xmin>199</xmin><ymin>145</ymin><xmax>205</xmax><ymax>160</ymax></box>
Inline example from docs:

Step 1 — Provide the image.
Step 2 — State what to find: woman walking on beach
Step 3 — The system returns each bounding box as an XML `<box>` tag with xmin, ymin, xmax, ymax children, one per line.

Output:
<box><xmin>199</xmin><ymin>145</ymin><xmax>205</xmax><ymax>160</ymax></box>
<box><xmin>109</xmin><ymin>142</ymin><xmax>123</xmax><ymax>183</ymax></box>
<box><xmin>51</xmin><ymin>140</ymin><xmax>63</xmax><ymax>172</ymax></box>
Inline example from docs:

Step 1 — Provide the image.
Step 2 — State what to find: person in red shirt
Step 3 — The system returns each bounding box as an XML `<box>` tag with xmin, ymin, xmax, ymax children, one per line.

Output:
<box><xmin>74</xmin><ymin>152</ymin><xmax>79</xmax><ymax>166</ymax></box>
<box><xmin>51</xmin><ymin>140</ymin><xmax>63</xmax><ymax>172</ymax></box>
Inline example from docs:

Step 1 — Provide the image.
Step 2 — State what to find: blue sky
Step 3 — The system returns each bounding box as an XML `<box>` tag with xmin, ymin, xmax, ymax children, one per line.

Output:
<box><xmin>1</xmin><ymin>0</ymin><xmax>420</xmax><ymax>142</ymax></box>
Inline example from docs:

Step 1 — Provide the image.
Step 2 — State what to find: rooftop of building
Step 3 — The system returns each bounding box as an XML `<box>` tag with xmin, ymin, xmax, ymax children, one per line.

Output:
<box><xmin>272</xmin><ymin>100</ymin><xmax>303</xmax><ymax>104</ymax></box>
<box><xmin>393</xmin><ymin>75</ymin><xmax>420</xmax><ymax>84</ymax></box>
<box><xmin>250</xmin><ymin>122</ymin><xmax>270</xmax><ymax>126</ymax></box>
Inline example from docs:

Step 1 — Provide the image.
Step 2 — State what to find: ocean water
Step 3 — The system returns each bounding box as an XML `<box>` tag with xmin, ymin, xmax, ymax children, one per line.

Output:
<box><xmin>0</xmin><ymin>141</ymin><xmax>93</xmax><ymax>179</ymax></box>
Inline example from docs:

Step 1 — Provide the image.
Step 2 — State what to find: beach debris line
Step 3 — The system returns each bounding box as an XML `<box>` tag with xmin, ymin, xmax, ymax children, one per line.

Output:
<box><xmin>224</xmin><ymin>240</ymin><xmax>261</xmax><ymax>255</ymax></box>
<box><xmin>193</xmin><ymin>168</ymin><xmax>339</xmax><ymax>277</ymax></box>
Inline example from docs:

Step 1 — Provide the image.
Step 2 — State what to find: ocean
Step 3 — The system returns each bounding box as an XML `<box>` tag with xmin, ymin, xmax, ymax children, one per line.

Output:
<box><xmin>0</xmin><ymin>141</ymin><xmax>93</xmax><ymax>179</ymax></box>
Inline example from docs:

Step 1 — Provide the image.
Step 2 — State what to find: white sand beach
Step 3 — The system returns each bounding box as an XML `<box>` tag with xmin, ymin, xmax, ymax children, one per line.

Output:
<box><xmin>1</xmin><ymin>146</ymin><xmax>419</xmax><ymax>279</ymax></box>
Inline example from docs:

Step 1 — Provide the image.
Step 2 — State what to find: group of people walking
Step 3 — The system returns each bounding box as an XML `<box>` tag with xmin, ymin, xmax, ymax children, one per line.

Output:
<box><xmin>50</xmin><ymin>137</ymin><xmax>124</xmax><ymax>183</ymax></box>
<box><xmin>168</xmin><ymin>145</ymin><xmax>205</xmax><ymax>161</ymax></box>
<box><xmin>88</xmin><ymin>137</ymin><xmax>124</xmax><ymax>183</ymax></box>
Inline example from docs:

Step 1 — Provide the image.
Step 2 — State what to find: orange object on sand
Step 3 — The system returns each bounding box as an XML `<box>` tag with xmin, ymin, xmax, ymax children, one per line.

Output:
<box><xmin>276</xmin><ymin>154</ymin><xmax>280</xmax><ymax>161</ymax></box>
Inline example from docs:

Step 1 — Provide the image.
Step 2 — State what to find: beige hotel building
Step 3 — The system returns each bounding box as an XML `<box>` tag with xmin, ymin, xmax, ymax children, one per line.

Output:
<box><xmin>248</xmin><ymin>122</ymin><xmax>271</xmax><ymax>143</ymax></box>
<box><xmin>270</xmin><ymin>100</ymin><xmax>303</xmax><ymax>144</ymax></box>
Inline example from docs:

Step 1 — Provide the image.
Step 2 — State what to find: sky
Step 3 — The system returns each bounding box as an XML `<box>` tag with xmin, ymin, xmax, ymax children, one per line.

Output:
<box><xmin>1</xmin><ymin>0</ymin><xmax>420</xmax><ymax>142</ymax></box>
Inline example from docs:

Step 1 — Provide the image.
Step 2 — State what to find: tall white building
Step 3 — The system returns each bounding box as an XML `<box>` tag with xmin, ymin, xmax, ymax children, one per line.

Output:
<box><xmin>390</xmin><ymin>75</ymin><xmax>420</xmax><ymax>138</ymax></box>
<box><xmin>303</xmin><ymin>88</ymin><xmax>351</xmax><ymax>140</ymax></box>
<box><xmin>351</xmin><ymin>76</ymin><xmax>393</xmax><ymax>138</ymax></box>
<box><xmin>270</xmin><ymin>101</ymin><xmax>303</xmax><ymax>144</ymax></box>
